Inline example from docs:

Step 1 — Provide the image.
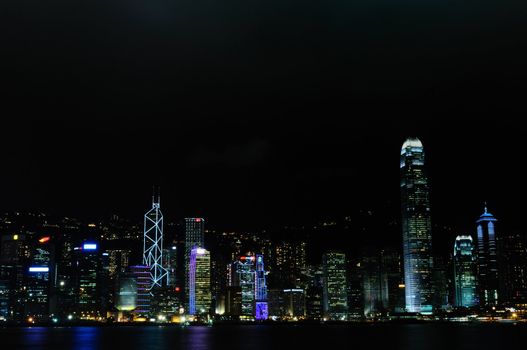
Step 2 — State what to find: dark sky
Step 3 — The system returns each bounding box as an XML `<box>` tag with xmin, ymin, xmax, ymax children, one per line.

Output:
<box><xmin>1</xmin><ymin>0</ymin><xmax>526</xmax><ymax>241</ymax></box>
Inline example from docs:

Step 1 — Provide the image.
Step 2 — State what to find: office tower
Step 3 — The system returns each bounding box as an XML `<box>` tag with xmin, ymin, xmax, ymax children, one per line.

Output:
<box><xmin>400</xmin><ymin>137</ymin><xmax>433</xmax><ymax>313</ymax></box>
<box><xmin>54</xmin><ymin>231</ymin><xmax>75</xmax><ymax>319</ymax></box>
<box><xmin>255</xmin><ymin>254</ymin><xmax>268</xmax><ymax>320</ymax></box>
<box><xmin>499</xmin><ymin>233</ymin><xmax>527</xmax><ymax>306</ymax></box>
<box><xmin>73</xmin><ymin>242</ymin><xmax>109</xmax><ymax>319</ymax></box>
<box><xmin>380</xmin><ymin>249</ymin><xmax>405</xmax><ymax>313</ymax></box>
<box><xmin>475</xmin><ymin>205</ymin><xmax>499</xmax><ymax>306</ymax></box>
<box><xmin>163</xmin><ymin>246</ymin><xmax>177</xmax><ymax>287</ymax></box>
<box><xmin>184</xmin><ymin>218</ymin><xmax>205</xmax><ymax>309</ymax></box>
<box><xmin>322</xmin><ymin>251</ymin><xmax>348</xmax><ymax>320</ymax></box>
<box><xmin>347</xmin><ymin>259</ymin><xmax>364</xmax><ymax>320</ymax></box>
<box><xmin>107</xmin><ymin>249</ymin><xmax>131</xmax><ymax>282</ymax></box>
<box><xmin>283</xmin><ymin>288</ymin><xmax>306</xmax><ymax>318</ymax></box>
<box><xmin>361</xmin><ymin>251</ymin><xmax>383</xmax><ymax>317</ymax></box>
<box><xmin>232</xmin><ymin>255</ymin><xmax>256</xmax><ymax>318</ymax></box>
<box><xmin>453</xmin><ymin>235</ymin><xmax>478</xmax><ymax>308</ymax></box>
<box><xmin>306</xmin><ymin>285</ymin><xmax>323</xmax><ymax>320</ymax></box>
<box><xmin>130</xmin><ymin>265</ymin><xmax>151</xmax><ymax>317</ymax></box>
<box><xmin>24</xmin><ymin>236</ymin><xmax>54</xmax><ymax>321</ymax></box>
<box><xmin>272</xmin><ymin>241</ymin><xmax>306</xmax><ymax>288</ymax></box>
<box><xmin>189</xmin><ymin>247</ymin><xmax>211</xmax><ymax>315</ymax></box>
<box><xmin>432</xmin><ymin>255</ymin><xmax>452</xmax><ymax>311</ymax></box>
<box><xmin>224</xmin><ymin>286</ymin><xmax>242</xmax><ymax>316</ymax></box>
<box><xmin>1</xmin><ymin>234</ymin><xmax>30</xmax><ymax>321</ymax></box>
<box><xmin>143</xmin><ymin>194</ymin><xmax>168</xmax><ymax>291</ymax></box>
<box><xmin>267</xmin><ymin>289</ymin><xmax>284</xmax><ymax>318</ymax></box>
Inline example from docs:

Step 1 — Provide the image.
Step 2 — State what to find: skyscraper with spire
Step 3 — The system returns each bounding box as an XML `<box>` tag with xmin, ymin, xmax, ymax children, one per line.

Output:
<box><xmin>476</xmin><ymin>204</ymin><xmax>499</xmax><ymax>306</ymax></box>
<box><xmin>143</xmin><ymin>189</ymin><xmax>168</xmax><ymax>291</ymax></box>
<box><xmin>400</xmin><ymin>137</ymin><xmax>433</xmax><ymax>313</ymax></box>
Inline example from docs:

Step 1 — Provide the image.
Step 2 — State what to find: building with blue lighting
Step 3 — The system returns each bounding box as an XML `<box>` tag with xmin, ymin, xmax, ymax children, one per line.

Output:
<box><xmin>400</xmin><ymin>137</ymin><xmax>434</xmax><ymax>314</ymax></box>
<box><xmin>453</xmin><ymin>235</ymin><xmax>478</xmax><ymax>308</ymax></box>
<box><xmin>255</xmin><ymin>254</ymin><xmax>268</xmax><ymax>320</ymax></box>
<box><xmin>476</xmin><ymin>206</ymin><xmax>499</xmax><ymax>306</ymax></box>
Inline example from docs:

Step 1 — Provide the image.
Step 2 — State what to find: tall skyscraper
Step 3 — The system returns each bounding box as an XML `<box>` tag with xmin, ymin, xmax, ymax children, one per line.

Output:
<box><xmin>184</xmin><ymin>218</ymin><xmax>205</xmax><ymax>310</ymax></box>
<box><xmin>255</xmin><ymin>254</ymin><xmax>268</xmax><ymax>320</ymax></box>
<box><xmin>400</xmin><ymin>137</ymin><xmax>433</xmax><ymax>313</ymax></box>
<box><xmin>143</xmin><ymin>194</ymin><xmax>168</xmax><ymax>291</ymax></box>
<box><xmin>322</xmin><ymin>251</ymin><xmax>348</xmax><ymax>320</ymax></box>
<box><xmin>73</xmin><ymin>242</ymin><xmax>109</xmax><ymax>319</ymax></box>
<box><xmin>476</xmin><ymin>205</ymin><xmax>499</xmax><ymax>306</ymax></box>
<box><xmin>453</xmin><ymin>235</ymin><xmax>478</xmax><ymax>308</ymax></box>
<box><xmin>188</xmin><ymin>247</ymin><xmax>211</xmax><ymax>315</ymax></box>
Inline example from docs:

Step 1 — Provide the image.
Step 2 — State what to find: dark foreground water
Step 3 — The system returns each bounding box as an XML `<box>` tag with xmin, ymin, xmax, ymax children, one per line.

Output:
<box><xmin>1</xmin><ymin>324</ymin><xmax>526</xmax><ymax>350</ymax></box>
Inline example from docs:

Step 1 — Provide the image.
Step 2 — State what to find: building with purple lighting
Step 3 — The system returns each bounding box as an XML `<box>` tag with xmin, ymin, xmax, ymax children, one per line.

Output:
<box><xmin>130</xmin><ymin>265</ymin><xmax>151</xmax><ymax>317</ymax></box>
<box><xmin>189</xmin><ymin>247</ymin><xmax>211</xmax><ymax>315</ymax></box>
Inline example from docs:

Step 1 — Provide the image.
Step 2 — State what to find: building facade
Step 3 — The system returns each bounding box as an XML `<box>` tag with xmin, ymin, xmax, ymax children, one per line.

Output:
<box><xmin>476</xmin><ymin>206</ymin><xmax>499</xmax><ymax>306</ymax></box>
<box><xmin>400</xmin><ymin>137</ymin><xmax>434</xmax><ymax>313</ymax></box>
<box><xmin>453</xmin><ymin>235</ymin><xmax>478</xmax><ymax>308</ymax></box>
<box><xmin>188</xmin><ymin>247</ymin><xmax>211</xmax><ymax>315</ymax></box>
<box><xmin>322</xmin><ymin>252</ymin><xmax>348</xmax><ymax>320</ymax></box>
<box><xmin>184</xmin><ymin>218</ymin><xmax>205</xmax><ymax>310</ymax></box>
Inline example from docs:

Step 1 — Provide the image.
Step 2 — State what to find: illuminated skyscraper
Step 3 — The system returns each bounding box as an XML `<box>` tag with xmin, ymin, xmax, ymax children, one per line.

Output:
<box><xmin>73</xmin><ymin>242</ymin><xmax>109</xmax><ymax>319</ymax></box>
<box><xmin>25</xmin><ymin>236</ymin><xmax>54</xmax><ymax>321</ymax></box>
<box><xmin>453</xmin><ymin>235</ymin><xmax>478</xmax><ymax>307</ymax></box>
<box><xmin>400</xmin><ymin>137</ymin><xmax>433</xmax><ymax>313</ymax></box>
<box><xmin>184</xmin><ymin>218</ymin><xmax>205</xmax><ymax>310</ymax></box>
<box><xmin>255</xmin><ymin>254</ymin><xmax>268</xmax><ymax>320</ymax></box>
<box><xmin>188</xmin><ymin>247</ymin><xmax>211</xmax><ymax>315</ymax></box>
<box><xmin>322</xmin><ymin>251</ymin><xmax>348</xmax><ymax>320</ymax></box>
<box><xmin>476</xmin><ymin>205</ymin><xmax>499</xmax><ymax>306</ymax></box>
<box><xmin>143</xmin><ymin>194</ymin><xmax>168</xmax><ymax>291</ymax></box>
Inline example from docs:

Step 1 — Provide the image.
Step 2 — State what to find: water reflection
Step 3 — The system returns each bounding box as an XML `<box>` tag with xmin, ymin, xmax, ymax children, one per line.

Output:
<box><xmin>4</xmin><ymin>324</ymin><xmax>527</xmax><ymax>350</ymax></box>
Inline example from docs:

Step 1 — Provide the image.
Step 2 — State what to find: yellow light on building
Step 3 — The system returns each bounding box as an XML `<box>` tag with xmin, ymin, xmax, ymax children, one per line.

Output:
<box><xmin>13</xmin><ymin>234</ymin><xmax>19</xmax><ymax>240</ymax></box>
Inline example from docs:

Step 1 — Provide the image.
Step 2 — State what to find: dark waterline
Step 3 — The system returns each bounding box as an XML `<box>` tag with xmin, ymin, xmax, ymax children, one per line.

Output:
<box><xmin>1</xmin><ymin>324</ymin><xmax>525</xmax><ymax>350</ymax></box>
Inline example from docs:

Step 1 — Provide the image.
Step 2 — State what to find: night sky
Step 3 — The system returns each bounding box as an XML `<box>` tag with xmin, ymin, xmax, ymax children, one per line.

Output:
<box><xmin>1</xmin><ymin>1</ymin><xmax>526</xmax><ymax>246</ymax></box>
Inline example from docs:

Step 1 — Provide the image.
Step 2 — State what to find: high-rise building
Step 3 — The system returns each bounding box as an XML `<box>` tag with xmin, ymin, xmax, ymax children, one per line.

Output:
<box><xmin>163</xmin><ymin>246</ymin><xmax>177</xmax><ymax>287</ymax></box>
<box><xmin>24</xmin><ymin>236</ymin><xmax>54</xmax><ymax>321</ymax></box>
<box><xmin>255</xmin><ymin>254</ymin><xmax>268</xmax><ymax>320</ymax></box>
<box><xmin>143</xmin><ymin>195</ymin><xmax>168</xmax><ymax>291</ymax></box>
<box><xmin>475</xmin><ymin>205</ymin><xmax>499</xmax><ymax>306</ymax></box>
<box><xmin>231</xmin><ymin>256</ymin><xmax>256</xmax><ymax>318</ymax></box>
<box><xmin>188</xmin><ymin>247</ymin><xmax>211</xmax><ymax>315</ymax></box>
<box><xmin>400</xmin><ymin>137</ymin><xmax>433</xmax><ymax>313</ymax></box>
<box><xmin>283</xmin><ymin>288</ymin><xmax>306</xmax><ymax>318</ymax></box>
<box><xmin>322</xmin><ymin>251</ymin><xmax>348</xmax><ymax>320</ymax></box>
<box><xmin>453</xmin><ymin>235</ymin><xmax>478</xmax><ymax>308</ymax></box>
<box><xmin>184</xmin><ymin>218</ymin><xmax>205</xmax><ymax>310</ymax></box>
<box><xmin>499</xmin><ymin>233</ymin><xmax>527</xmax><ymax>306</ymax></box>
<box><xmin>272</xmin><ymin>241</ymin><xmax>306</xmax><ymax>288</ymax></box>
<box><xmin>347</xmin><ymin>258</ymin><xmax>364</xmax><ymax>320</ymax></box>
<box><xmin>73</xmin><ymin>242</ymin><xmax>109</xmax><ymax>319</ymax></box>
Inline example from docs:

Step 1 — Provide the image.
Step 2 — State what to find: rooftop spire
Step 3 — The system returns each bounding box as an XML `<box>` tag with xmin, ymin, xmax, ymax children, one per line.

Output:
<box><xmin>484</xmin><ymin>201</ymin><xmax>487</xmax><ymax>214</ymax></box>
